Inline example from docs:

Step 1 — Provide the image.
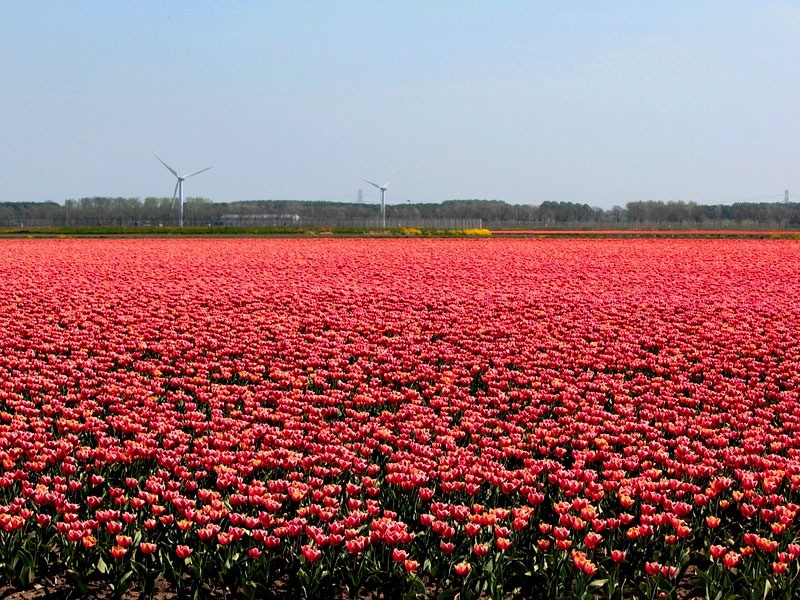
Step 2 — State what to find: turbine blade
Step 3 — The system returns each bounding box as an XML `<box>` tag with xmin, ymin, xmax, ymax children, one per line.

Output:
<box><xmin>172</xmin><ymin>182</ymin><xmax>179</xmax><ymax>206</ymax></box>
<box><xmin>385</xmin><ymin>172</ymin><xmax>400</xmax><ymax>189</ymax></box>
<box><xmin>156</xmin><ymin>155</ymin><xmax>179</xmax><ymax>177</ymax></box>
<box><xmin>362</xmin><ymin>179</ymin><xmax>381</xmax><ymax>190</ymax></box>
<box><xmin>184</xmin><ymin>166</ymin><xmax>212</xmax><ymax>179</ymax></box>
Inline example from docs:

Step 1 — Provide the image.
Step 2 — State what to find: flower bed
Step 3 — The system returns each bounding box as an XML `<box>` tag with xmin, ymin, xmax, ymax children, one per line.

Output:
<box><xmin>1</xmin><ymin>238</ymin><xmax>799</xmax><ymax>598</ymax></box>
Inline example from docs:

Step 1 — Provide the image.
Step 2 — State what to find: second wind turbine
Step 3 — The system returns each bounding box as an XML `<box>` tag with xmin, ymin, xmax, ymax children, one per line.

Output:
<box><xmin>362</xmin><ymin>177</ymin><xmax>391</xmax><ymax>228</ymax></box>
<box><xmin>156</xmin><ymin>155</ymin><xmax>212</xmax><ymax>228</ymax></box>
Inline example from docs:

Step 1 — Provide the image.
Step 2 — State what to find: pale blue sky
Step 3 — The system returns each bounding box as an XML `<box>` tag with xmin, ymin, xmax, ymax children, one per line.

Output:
<box><xmin>1</xmin><ymin>2</ymin><xmax>798</xmax><ymax>208</ymax></box>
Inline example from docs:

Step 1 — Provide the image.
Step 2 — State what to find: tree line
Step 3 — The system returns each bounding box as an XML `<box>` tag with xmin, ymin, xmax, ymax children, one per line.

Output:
<box><xmin>2</xmin><ymin>197</ymin><xmax>800</xmax><ymax>228</ymax></box>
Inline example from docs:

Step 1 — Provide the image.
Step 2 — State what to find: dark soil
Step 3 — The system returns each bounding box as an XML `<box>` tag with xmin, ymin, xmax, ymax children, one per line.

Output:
<box><xmin>0</xmin><ymin>571</ymin><xmax>708</xmax><ymax>600</ymax></box>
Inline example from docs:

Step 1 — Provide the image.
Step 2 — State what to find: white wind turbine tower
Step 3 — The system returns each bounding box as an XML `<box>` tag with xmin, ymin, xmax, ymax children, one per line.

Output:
<box><xmin>362</xmin><ymin>177</ymin><xmax>391</xmax><ymax>228</ymax></box>
<box><xmin>155</xmin><ymin>155</ymin><xmax>212</xmax><ymax>228</ymax></box>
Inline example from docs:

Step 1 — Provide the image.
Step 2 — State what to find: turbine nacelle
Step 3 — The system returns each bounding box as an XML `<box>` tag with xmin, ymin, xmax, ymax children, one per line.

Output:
<box><xmin>362</xmin><ymin>178</ymin><xmax>390</xmax><ymax>192</ymax></box>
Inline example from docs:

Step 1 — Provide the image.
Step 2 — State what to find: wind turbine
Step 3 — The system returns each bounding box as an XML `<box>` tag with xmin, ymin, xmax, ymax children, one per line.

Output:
<box><xmin>155</xmin><ymin>155</ymin><xmax>212</xmax><ymax>228</ymax></box>
<box><xmin>362</xmin><ymin>177</ymin><xmax>391</xmax><ymax>228</ymax></box>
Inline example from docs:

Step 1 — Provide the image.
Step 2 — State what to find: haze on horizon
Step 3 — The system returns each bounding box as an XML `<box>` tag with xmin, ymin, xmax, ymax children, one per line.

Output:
<box><xmin>1</xmin><ymin>2</ymin><xmax>798</xmax><ymax>210</ymax></box>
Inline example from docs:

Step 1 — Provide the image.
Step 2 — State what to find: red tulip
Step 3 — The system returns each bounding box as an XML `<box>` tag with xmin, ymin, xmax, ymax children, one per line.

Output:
<box><xmin>644</xmin><ymin>562</ymin><xmax>661</xmax><ymax>576</ymax></box>
<box><xmin>82</xmin><ymin>536</ymin><xmax>97</xmax><ymax>550</ymax></box>
<box><xmin>723</xmin><ymin>552</ymin><xmax>742</xmax><ymax>569</ymax></box>
<box><xmin>705</xmin><ymin>516</ymin><xmax>721</xmax><ymax>529</ymax></box>
<box><xmin>583</xmin><ymin>532</ymin><xmax>603</xmax><ymax>549</ymax></box>
<box><xmin>710</xmin><ymin>545</ymin><xmax>727</xmax><ymax>559</ymax></box>
<box><xmin>440</xmin><ymin>541</ymin><xmax>456</xmax><ymax>554</ymax></box>
<box><xmin>139</xmin><ymin>542</ymin><xmax>157</xmax><ymax>555</ymax></box>
<box><xmin>392</xmin><ymin>548</ymin><xmax>408</xmax><ymax>563</ymax></box>
<box><xmin>301</xmin><ymin>544</ymin><xmax>322</xmax><ymax>562</ymax></box>
<box><xmin>403</xmin><ymin>559</ymin><xmax>419</xmax><ymax>572</ymax></box>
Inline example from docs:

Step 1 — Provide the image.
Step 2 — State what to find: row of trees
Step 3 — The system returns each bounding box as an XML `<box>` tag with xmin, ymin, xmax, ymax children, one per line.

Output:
<box><xmin>2</xmin><ymin>197</ymin><xmax>800</xmax><ymax>228</ymax></box>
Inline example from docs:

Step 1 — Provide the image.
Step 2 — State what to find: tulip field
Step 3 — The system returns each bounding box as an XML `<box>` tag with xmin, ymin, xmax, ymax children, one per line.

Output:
<box><xmin>2</xmin><ymin>237</ymin><xmax>800</xmax><ymax>599</ymax></box>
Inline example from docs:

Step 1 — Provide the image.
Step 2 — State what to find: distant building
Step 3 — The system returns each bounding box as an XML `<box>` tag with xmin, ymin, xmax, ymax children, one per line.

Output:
<box><xmin>219</xmin><ymin>214</ymin><xmax>301</xmax><ymax>226</ymax></box>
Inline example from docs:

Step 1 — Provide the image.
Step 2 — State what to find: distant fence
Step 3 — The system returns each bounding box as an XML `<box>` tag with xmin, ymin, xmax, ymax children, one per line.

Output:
<box><xmin>219</xmin><ymin>214</ymin><xmax>301</xmax><ymax>227</ymax></box>
<box><xmin>485</xmin><ymin>220</ymin><xmax>800</xmax><ymax>231</ymax></box>
<box><xmin>486</xmin><ymin>220</ymin><xmax>609</xmax><ymax>230</ymax></box>
<box><xmin>0</xmin><ymin>217</ymin><xmax>484</xmax><ymax>230</ymax></box>
<box><xmin>0</xmin><ymin>218</ymin><xmax>162</xmax><ymax>228</ymax></box>
<box><xmin>299</xmin><ymin>218</ymin><xmax>483</xmax><ymax>229</ymax></box>
<box><xmin>7</xmin><ymin>217</ymin><xmax>800</xmax><ymax>231</ymax></box>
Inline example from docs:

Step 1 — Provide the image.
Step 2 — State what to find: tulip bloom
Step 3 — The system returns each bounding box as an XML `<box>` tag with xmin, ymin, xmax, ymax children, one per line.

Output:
<box><xmin>404</xmin><ymin>559</ymin><xmax>419</xmax><ymax>572</ymax></box>
<box><xmin>705</xmin><ymin>516</ymin><xmax>721</xmax><ymax>529</ymax></box>
<box><xmin>723</xmin><ymin>552</ymin><xmax>742</xmax><ymax>569</ymax></box>
<box><xmin>440</xmin><ymin>541</ymin><xmax>456</xmax><ymax>554</ymax></box>
<box><xmin>772</xmin><ymin>561</ymin><xmax>788</xmax><ymax>575</ymax></box>
<box><xmin>584</xmin><ymin>532</ymin><xmax>603</xmax><ymax>549</ymax></box>
<box><xmin>392</xmin><ymin>548</ymin><xmax>408</xmax><ymax>563</ymax></box>
<box><xmin>710</xmin><ymin>545</ymin><xmax>727</xmax><ymax>559</ymax></box>
<box><xmin>644</xmin><ymin>562</ymin><xmax>662</xmax><ymax>576</ymax></box>
<box><xmin>301</xmin><ymin>544</ymin><xmax>323</xmax><ymax>562</ymax></box>
<box><xmin>495</xmin><ymin>537</ymin><xmax>513</xmax><ymax>551</ymax></box>
<box><xmin>82</xmin><ymin>536</ymin><xmax>97</xmax><ymax>550</ymax></box>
